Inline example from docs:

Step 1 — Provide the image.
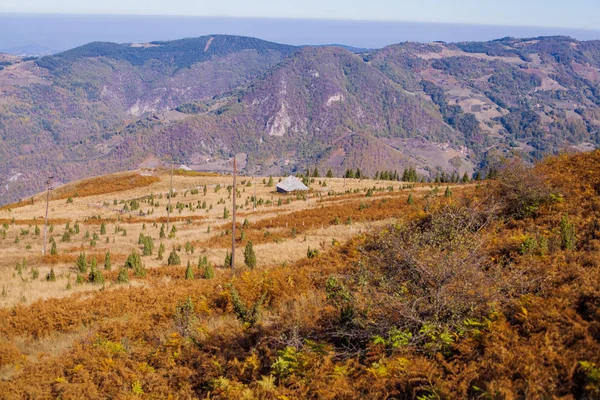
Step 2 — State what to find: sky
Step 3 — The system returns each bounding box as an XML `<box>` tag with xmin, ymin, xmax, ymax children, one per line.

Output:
<box><xmin>2</xmin><ymin>0</ymin><xmax>600</xmax><ymax>30</ymax></box>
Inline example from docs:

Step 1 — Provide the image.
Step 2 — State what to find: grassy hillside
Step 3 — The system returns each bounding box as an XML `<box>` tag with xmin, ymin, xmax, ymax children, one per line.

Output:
<box><xmin>0</xmin><ymin>152</ymin><xmax>600</xmax><ymax>398</ymax></box>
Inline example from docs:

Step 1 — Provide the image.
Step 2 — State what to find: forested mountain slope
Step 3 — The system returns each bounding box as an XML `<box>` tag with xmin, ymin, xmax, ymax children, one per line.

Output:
<box><xmin>1</xmin><ymin>35</ymin><xmax>600</xmax><ymax>205</ymax></box>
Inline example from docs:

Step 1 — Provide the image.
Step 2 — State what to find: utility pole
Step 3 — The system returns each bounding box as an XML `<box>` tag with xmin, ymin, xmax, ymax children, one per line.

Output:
<box><xmin>42</xmin><ymin>176</ymin><xmax>53</xmax><ymax>255</ymax></box>
<box><xmin>166</xmin><ymin>161</ymin><xmax>173</xmax><ymax>233</ymax></box>
<box><xmin>231</xmin><ymin>156</ymin><xmax>237</xmax><ymax>271</ymax></box>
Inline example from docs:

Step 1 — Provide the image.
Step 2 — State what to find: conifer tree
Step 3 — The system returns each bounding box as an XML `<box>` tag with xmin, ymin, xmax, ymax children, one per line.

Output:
<box><xmin>89</xmin><ymin>263</ymin><xmax>105</xmax><ymax>285</ymax></box>
<box><xmin>90</xmin><ymin>256</ymin><xmax>97</xmax><ymax>271</ymax></box>
<box><xmin>244</xmin><ymin>241</ymin><xmax>256</xmax><ymax>269</ymax></box>
<box><xmin>142</xmin><ymin>236</ymin><xmax>154</xmax><ymax>256</ymax></box>
<box><xmin>203</xmin><ymin>263</ymin><xmax>214</xmax><ymax>279</ymax></box>
<box><xmin>46</xmin><ymin>267</ymin><xmax>56</xmax><ymax>282</ymax></box>
<box><xmin>104</xmin><ymin>251</ymin><xmax>111</xmax><ymax>270</ymax></box>
<box><xmin>326</xmin><ymin>169</ymin><xmax>333</xmax><ymax>178</ymax></box>
<box><xmin>185</xmin><ymin>260</ymin><xmax>194</xmax><ymax>280</ymax></box>
<box><xmin>224</xmin><ymin>251</ymin><xmax>232</xmax><ymax>268</ymax></box>
<box><xmin>168</xmin><ymin>249</ymin><xmax>181</xmax><ymax>265</ymax></box>
<box><xmin>117</xmin><ymin>268</ymin><xmax>129</xmax><ymax>284</ymax></box>
<box><xmin>100</xmin><ymin>222</ymin><xmax>106</xmax><ymax>235</ymax></box>
<box><xmin>50</xmin><ymin>241</ymin><xmax>57</xmax><ymax>255</ymax></box>
<box><xmin>158</xmin><ymin>243</ymin><xmax>165</xmax><ymax>260</ymax></box>
<box><xmin>267</xmin><ymin>176</ymin><xmax>274</xmax><ymax>187</ymax></box>
<box><xmin>76</xmin><ymin>252</ymin><xmax>87</xmax><ymax>273</ymax></box>
<box><xmin>407</xmin><ymin>193</ymin><xmax>415</xmax><ymax>205</ymax></box>
<box><xmin>462</xmin><ymin>172</ymin><xmax>470</xmax><ymax>183</ymax></box>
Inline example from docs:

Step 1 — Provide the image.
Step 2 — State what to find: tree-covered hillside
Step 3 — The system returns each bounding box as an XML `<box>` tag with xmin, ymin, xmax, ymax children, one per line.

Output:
<box><xmin>2</xmin><ymin>35</ymin><xmax>600</xmax><ymax>205</ymax></box>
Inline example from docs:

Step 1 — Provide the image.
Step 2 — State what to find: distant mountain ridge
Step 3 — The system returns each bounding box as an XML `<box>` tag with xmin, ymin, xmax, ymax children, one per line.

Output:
<box><xmin>36</xmin><ymin>35</ymin><xmax>298</xmax><ymax>71</ymax></box>
<box><xmin>1</xmin><ymin>34</ymin><xmax>600</xmax><ymax>205</ymax></box>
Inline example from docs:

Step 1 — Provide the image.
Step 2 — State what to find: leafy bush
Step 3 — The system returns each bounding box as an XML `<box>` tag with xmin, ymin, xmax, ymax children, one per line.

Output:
<box><xmin>494</xmin><ymin>158</ymin><xmax>552</xmax><ymax>219</ymax></box>
<box><xmin>333</xmin><ymin>205</ymin><xmax>497</xmax><ymax>353</ymax></box>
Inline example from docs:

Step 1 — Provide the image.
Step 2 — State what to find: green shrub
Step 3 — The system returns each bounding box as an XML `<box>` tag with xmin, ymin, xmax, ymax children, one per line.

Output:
<box><xmin>244</xmin><ymin>241</ymin><xmax>256</xmax><ymax>269</ymax></box>
<box><xmin>203</xmin><ymin>263</ymin><xmax>214</xmax><ymax>279</ymax></box>
<box><xmin>89</xmin><ymin>265</ymin><xmax>105</xmax><ymax>285</ymax></box>
<box><xmin>174</xmin><ymin>296</ymin><xmax>196</xmax><ymax>337</ymax></box>
<box><xmin>158</xmin><ymin>243</ymin><xmax>165</xmax><ymax>260</ymax></box>
<box><xmin>117</xmin><ymin>268</ymin><xmax>129</xmax><ymax>284</ymax></box>
<box><xmin>46</xmin><ymin>268</ymin><xmax>56</xmax><ymax>282</ymax></box>
<box><xmin>167</xmin><ymin>249</ymin><xmax>181</xmax><ymax>265</ymax></box>
<box><xmin>104</xmin><ymin>251</ymin><xmax>111</xmax><ymax>270</ymax></box>
<box><xmin>185</xmin><ymin>261</ymin><xmax>194</xmax><ymax>280</ymax></box>
<box><xmin>142</xmin><ymin>236</ymin><xmax>154</xmax><ymax>256</ymax></box>
<box><xmin>307</xmin><ymin>247</ymin><xmax>319</xmax><ymax>259</ymax></box>
<box><xmin>228</xmin><ymin>284</ymin><xmax>267</xmax><ymax>326</ymax></box>
<box><xmin>559</xmin><ymin>214</ymin><xmax>577</xmax><ymax>250</ymax></box>
<box><xmin>76</xmin><ymin>252</ymin><xmax>87</xmax><ymax>273</ymax></box>
<box><xmin>124</xmin><ymin>251</ymin><xmax>146</xmax><ymax>277</ymax></box>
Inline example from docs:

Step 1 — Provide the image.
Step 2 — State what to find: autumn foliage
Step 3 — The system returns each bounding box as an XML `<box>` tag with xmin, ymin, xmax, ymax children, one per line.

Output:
<box><xmin>1</xmin><ymin>152</ymin><xmax>600</xmax><ymax>398</ymax></box>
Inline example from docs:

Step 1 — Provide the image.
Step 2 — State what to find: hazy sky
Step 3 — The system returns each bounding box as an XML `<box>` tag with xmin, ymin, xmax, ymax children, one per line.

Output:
<box><xmin>3</xmin><ymin>0</ymin><xmax>600</xmax><ymax>30</ymax></box>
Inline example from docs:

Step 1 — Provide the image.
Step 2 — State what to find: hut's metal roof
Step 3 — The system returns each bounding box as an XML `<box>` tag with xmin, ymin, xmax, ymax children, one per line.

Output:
<box><xmin>276</xmin><ymin>176</ymin><xmax>309</xmax><ymax>192</ymax></box>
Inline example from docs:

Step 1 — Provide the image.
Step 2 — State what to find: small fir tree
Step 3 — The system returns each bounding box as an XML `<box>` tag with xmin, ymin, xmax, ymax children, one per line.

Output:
<box><xmin>46</xmin><ymin>268</ymin><xmax>56</xmax><ymax>282</ymax></box>
<box><xmin>104</xmin><ymin>251</ymin><xmax>111</xmax><ymax>270</ymax></box>
<box><xmin>117</xmin><ymin>268</ymin><xmax>129</xmax><ymax>284</ymax></box>
<box><xmin>185</xmin><ymin>261</ymin><xmax>194</xmax><ymax>280</ymax></box>
<box><xmin>244</xmin><ymin>241</ymin><xmax>256</xmax><ymax>269</ymax></box>
<box><xmin>168</xmin><ymin>249</ymin><xmax>181</xmax><ymax>266</ymax></box>
<box><xmin>203</xmin><ymin>263</ymin><xmax>215</xmax><ymax>279</ymax></box>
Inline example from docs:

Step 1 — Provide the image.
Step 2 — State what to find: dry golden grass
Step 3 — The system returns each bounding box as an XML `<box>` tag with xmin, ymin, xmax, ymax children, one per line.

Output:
<box><xmin>0</xmin><ymin>170</ymin><xmax>434</xmax><ymax>308</ymax></box>
<box><xmin>1</xmin><ymin>167</ymin><xmax>500</xmax><ymax>398</ymax></box>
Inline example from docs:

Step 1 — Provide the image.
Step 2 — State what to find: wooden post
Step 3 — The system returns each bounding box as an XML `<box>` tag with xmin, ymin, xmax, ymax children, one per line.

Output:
<box><xmin>166</xmin><ymin>161</ymin><xmax>173</xmax><ymax>233</ymax></box>
<box><xmin>231</xmin><ymin>156</ymin><xmax>237</xmax><ymax>271</ymax></box>
<box><xmin>42</xmin><ymin>176</ymin><xmax>53</xmax><ymax>255</ymax></box>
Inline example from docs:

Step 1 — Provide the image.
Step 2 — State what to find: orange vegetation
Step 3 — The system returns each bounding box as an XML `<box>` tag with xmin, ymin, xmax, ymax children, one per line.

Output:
<box><xmin>52</xmin><ymin>173</ymin><xmax>160</xmax><ymax>200</ymax></box>
<box><xmin>1</xmin><ymin>153</ymin><xmax>600</xmax><ymax>398</ymax></box>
